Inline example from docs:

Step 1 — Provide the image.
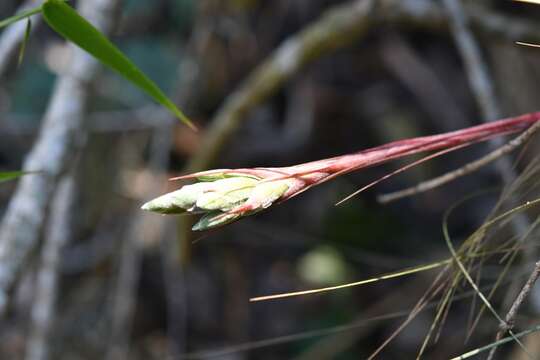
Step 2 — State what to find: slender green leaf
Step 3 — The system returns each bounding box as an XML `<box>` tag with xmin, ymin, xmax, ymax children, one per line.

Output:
<box><xmin>0</xmin><ymin>171</ymin><xmax>35</xmax><ymax>183</ymax></box>
<box><xmin>0</xmin><ymin>6</ymin><xmax>42</xmax><ymax>30</ymax></box>
<box><xmin>451</xmin><ymin>324</ymin><xmax>540</xmax><ymax>359</ymax></box>
<box><xmin>41</xmin><ymin>0</ymin><xmax>196</xmax><ymax>130</ymax></box>
<box><xmin>17</xmin><ymin>19</ymin><xmax>32</xmax><ymax>67</ymax></box>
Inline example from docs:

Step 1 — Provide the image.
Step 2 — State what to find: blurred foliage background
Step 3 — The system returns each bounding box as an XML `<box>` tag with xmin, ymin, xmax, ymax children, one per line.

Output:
<box><xmin>2</xmin><ymin>0</ymin><xmax>540</xmax><ymax>359</ymax></box>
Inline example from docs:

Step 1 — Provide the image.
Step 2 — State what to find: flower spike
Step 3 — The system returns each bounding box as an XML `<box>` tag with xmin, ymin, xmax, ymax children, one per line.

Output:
<box><xmin>142</xmin><ymin>112</ymin><xmax>540</xmax><ymax>231</ymax></box>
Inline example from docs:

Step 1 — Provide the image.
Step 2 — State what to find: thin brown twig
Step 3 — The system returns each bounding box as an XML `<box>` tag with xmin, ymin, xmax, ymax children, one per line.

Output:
<box><xmin>486</xmin><ymin>260</ymin><xmax>540</xmax><ymax>360</ymax></box>
<box><xmin>378</xmin><ymin>120</ymin><xmax>540</xmax><ymax>204</ymax></box>
<box><xmin>441</xmin><ymin>0</ymin><xmax>533</xmax><ymax>262</ymax></box>
<box><xmin>366</xmin><ymin>268</ymin><xmax>450</xmax><ymax>360</ymax></box>
<box><xmin>516</xmin><ymin>41</ymin><xmax>540</xmax><ymax>48</ymax></box>
<box><xmin>513</xmin><ymin>0</ymin><xmax>540</xmax><ymax>5</ymax></box>
<box><xmin>442</xmin><ymin>0</ymin><xmax>501</xmax><ymax>121</ymax></box>
<box><xmin>106</xmin><ymin>128</ymin><xmax>173</xmax><ymax>360</ymax></box>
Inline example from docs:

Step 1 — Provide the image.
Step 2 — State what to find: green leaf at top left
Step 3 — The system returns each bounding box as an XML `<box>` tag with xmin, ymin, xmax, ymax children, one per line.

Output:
<box><xmin>41</xmin><ymin>0</ymin><xmax>196</xmax><ymax>130</ymax></box>
<box><xmin>0</xmin><ymin>6</ymin><xmax>42</xmax><ymax>30</ymax></box>
<box><xmin>0</xmin><ymin>171</ymin><xmax>36</xmax><ymax>183</ymax></box>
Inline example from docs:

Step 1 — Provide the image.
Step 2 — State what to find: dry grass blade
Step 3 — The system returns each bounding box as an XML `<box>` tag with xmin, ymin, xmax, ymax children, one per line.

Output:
<box><xmin>416</xmin><ymin>277</ymin><xmax>459</xmax><ymax>359</ymax></box>
<box><xmin>443</xmin><ymin>198</ymin><xmax>540</xmax><ymax>359</ymax></box>
<box><xmin>513</xmin><ymin>0</ymin><xmax>540</xmax><ymax>4</ymax></box>
<box><xmin>516</xmin><ymin>41</ymin><xmax>540</xmax><ymax>48</ymax></box>
<box><xmin>250</xmin><ymin>260</ymin><xmax>451</xmax><ymax>302</ymax></box>
<box><xmin>250</xmin><ymin>243</ymin><xmax>540</xmax><ymax>303</ymax></box>
<box><xmin>451</xmin><ymin>324</ymin><xmax>540</xmax><ymax>360</ymax></box>
<box><xmin>466</xmin><ymin>217</ymin><xmax>540</xmax><ymax>341</ymax></box>
<box><xmin>486</xmin><ymin>261</ymin><xmax>540</xmax><ymax>360</ymax></box>
<box><xmin>513</xmin><ymin>0</ymin><xmax>540</xmax><ymax>47</ymax></box>
<box><xmin>176</xmin><ymin>283</ymin><xmax>512</xmax><ymax>360</ymax></box>
<box><xmin>366</xmin><ymin>268</ymin><xmax>451</xmax><ymax>360</ymax></box>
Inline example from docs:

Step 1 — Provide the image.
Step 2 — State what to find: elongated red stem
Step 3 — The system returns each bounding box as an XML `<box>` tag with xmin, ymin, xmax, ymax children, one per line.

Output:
<box><xmin>313</xmin><ymin>112</ymin><xmax>539</xmax><ymax>174</ymax></box>
<box><xmin>171</xmin><ymin>112</ymin><xmax>540</xmax><ymax>202</ymax></box>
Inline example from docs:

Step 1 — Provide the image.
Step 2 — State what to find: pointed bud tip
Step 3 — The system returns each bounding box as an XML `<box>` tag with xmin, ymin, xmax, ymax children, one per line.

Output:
<box><xmin>192</xmin><ymin>212</ymin><xmax>241</xmax><ymax>231</ymax></box>
<box><xmin>140</xmin><ymin>196</ymin><xmax>187</xmax><ymax>215</ymax></box>
<box><xmin>141</xmin><ymin>201</ymin><xmax>152</xmax><ymax>211</ymax></box>
<box><xmin>191</xmin><ymin>221</ymin><xmax>204</xmax><ymax>231</ymax></box>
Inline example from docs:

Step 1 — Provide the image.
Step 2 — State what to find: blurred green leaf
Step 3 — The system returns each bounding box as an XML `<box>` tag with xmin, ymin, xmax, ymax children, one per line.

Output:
<box><xmin>297</xmin><ymin>245</ymin><xmax>351</xmax><ymax>286</ymax></box>
<box><xmin>170</xmin><ymin>0</ymin><xmax>195</xmax><ymax>31</ymax></box>
<box><xmin>0</xmin><ymin>171</ymin><xmax>35</xmax><ymax>183</ymax></box>
<box><xmin>17</xmin><ymin>19</ymin><xmax>32</xmax><ymax>67</ymax></box>
<box><xmin>0</xmin><ymin>6</ymin><xmax>41</xmax><ymax>30</ymax></box>
<box><xmin>11</xmin><ymin>60</ymin><xmax>56</xmax><ymax>115</ymax></box>
<box><xmin>41</xmin><ymin>0</ymin><xmax>196</xmax><ymax>130</ymax></box>
<box><xmin>109</xmin><ymin>37</ymin><xmax>180</xmax><ymax>105</ymax></box>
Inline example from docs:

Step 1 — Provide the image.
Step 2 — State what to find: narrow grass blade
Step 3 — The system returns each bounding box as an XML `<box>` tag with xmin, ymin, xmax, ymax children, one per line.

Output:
<box><xmin>0</xmin><ymin>6</ymin><xmax>42</xmax><ymax>29</ymax></box>
<box><xmin>443</xmin><ymin>197</ymin><xmax>540</xmax><ymax>358</ymax></box>
<box><xmin>451</xmin><ymin>324</ymin><xmax>540</xmax><ymax>359</ymax></box>
<box><xmin>41</xmin><ymin>0</ymin><xmax>196</xmax><ymax>130</ymax></box>
<box><xmin>0</xmin><ymin>171</ymin><xmax>36</xmax><ymax>183</ymax></box>
<box><xmin>250</xmin><ymin>259</ymin><xmax>451</xmax><ymax>302</ymax></box>
<box><xmin>17</xmin><ymin>18</ymin><xmax>32</xmax><ymax>67</ymax></box>
<box><xmin>513</xmin><ymin>0</ymin><xmax>540</xmax><ymax>4</ymax></box>
<box><xmin>516</xmin><ymin>41</ymin><xmax>540</xmax><ymax>48</ymax></box>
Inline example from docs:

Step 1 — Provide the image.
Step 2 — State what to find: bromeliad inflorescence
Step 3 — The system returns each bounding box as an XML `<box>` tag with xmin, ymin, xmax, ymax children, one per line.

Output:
<box><xmin>141</xmin><ymin>169</ymin><xmax>301</xmax><ymax>230</ymax></box>
<box><xmin>141</xmin><ymin>112</ymin><xmax>540</xmax><ymax>231</ymax></box>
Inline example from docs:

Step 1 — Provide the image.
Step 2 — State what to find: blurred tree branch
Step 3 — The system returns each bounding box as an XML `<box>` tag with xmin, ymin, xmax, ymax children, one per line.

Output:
<box><xmin>382</xmin><ymin>0</ymin><xmax>529</xmax><ymax>228</ymax></box>
<box><xmin>487</xmin><ymin>260</ymin><xmax>540</xmax><ymax>360</ymax></box>
<box><xmin>384</xmin><ymin>0</ymin><xmax>540</xmax><ymax>42</ymax></box>
<box><xmin>443</xmin><ymin>0</ymin><xmax>502</xmax><ymax>121</ymax></box>
<box><xmin>186</xmin><ymin>0</ymin><xmax>540</xmax><ymax>174</ymax></box>
<box><xmin>185</xmin><ymin>0</ymin><xmax>377</xmax><ymax>172</ymax></box>
<box><xmin>25</xmin><ymin>175</ymin><xmax>75</xmax><ymax>360</ymax></box>
<box><xmin>0</xmin><ymin>0</ymin><xmax>122</xmax><ymax>316</ymax></box>
<box><xmin>378</xmin><ymin>0</ymin><xmax>540</xmax><ymax>206</ymax></box>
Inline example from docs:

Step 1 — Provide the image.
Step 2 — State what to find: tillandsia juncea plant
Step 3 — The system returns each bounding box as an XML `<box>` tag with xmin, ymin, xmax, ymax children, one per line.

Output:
<box><xmin>142</xmin><ymin>112</ymin><xmax>540</xmax><ymax>231</ymax></box>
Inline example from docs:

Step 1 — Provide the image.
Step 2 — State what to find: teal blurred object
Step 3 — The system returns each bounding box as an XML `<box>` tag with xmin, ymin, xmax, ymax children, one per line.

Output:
<box><xmin>170</xmin><ymin>0</ymin><xmax>195</xmax><ymax>31</ymax></box>
<box><xmin>90</xmin><ymin>37</ymin><xmax>182</xmax><ymax>111</ymax></box>
<box><xmin>120</xmin><ymin>38</ymin><xmax>180</xmax><ymax>94</ymax></box>
<box><xmin>123</xmin><ymin>0</ymin><xmax>194</xmax><ymax>32</ymax></box>
<box><xmin>123</xmin><ymin>0</ymin><xmax>159</xmax><ymax>17</ymax></box>
<box><xmin>9</xmin><ymin>59</ymin><xmax>55</xmax><ymax>117</ymax></box>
